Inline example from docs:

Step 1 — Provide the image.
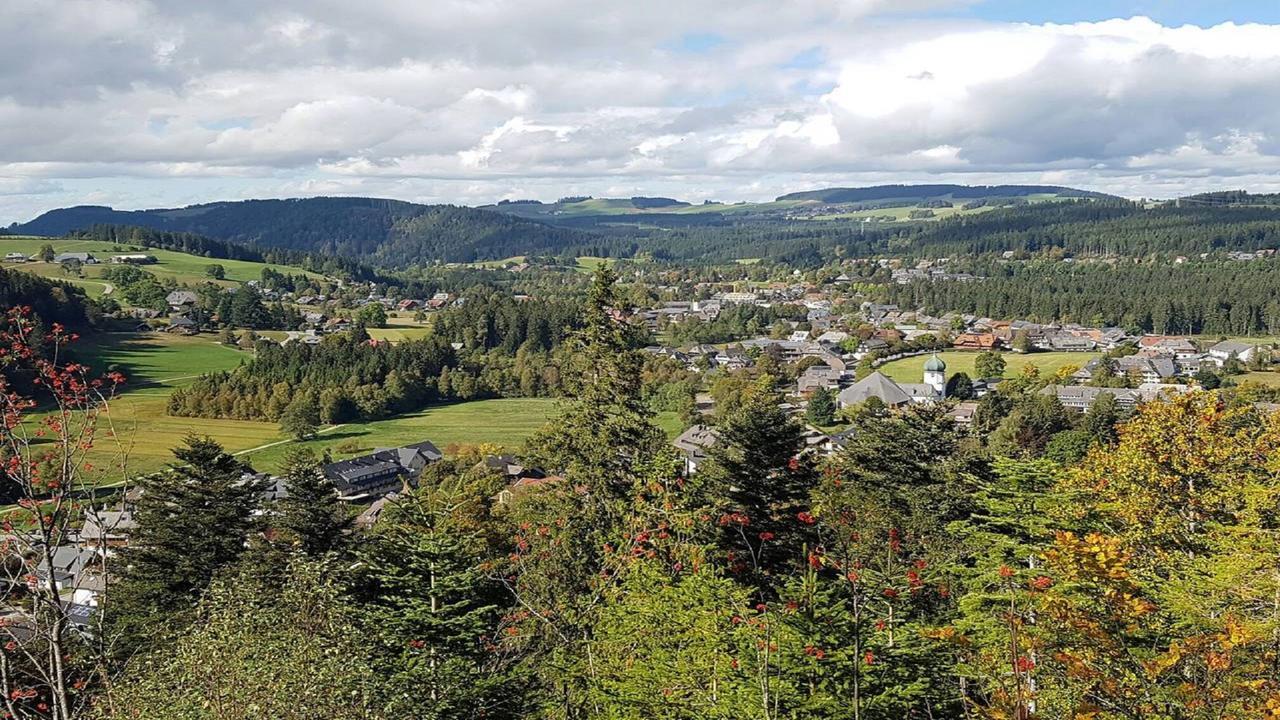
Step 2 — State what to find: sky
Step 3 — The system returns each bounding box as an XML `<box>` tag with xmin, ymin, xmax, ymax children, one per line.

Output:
<box><xmin>4</xmin><ymin>0</ymin><xmax>1280</xmax><ymax>222</ymax></box>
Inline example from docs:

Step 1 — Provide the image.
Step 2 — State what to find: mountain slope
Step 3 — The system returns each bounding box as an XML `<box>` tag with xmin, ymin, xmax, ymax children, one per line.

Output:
<box><xmin>13</xmin><ymin>197</ymin><xmax>591</xmax><ymax>265</ymax></box>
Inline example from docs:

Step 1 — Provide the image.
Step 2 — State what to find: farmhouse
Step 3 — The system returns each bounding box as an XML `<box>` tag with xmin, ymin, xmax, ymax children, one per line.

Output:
<box><xmin>1208</xmin><ymin>340</ymin><xmax>1257</xmax><ymax>364</ymax></box>
<box><xmin>4</xmin><ymin>252</ymin><xmax>27</xmax><ymax>263</ymax></box>
<box><xmin>110</xmin><ymin>254</ymin><xmax>157</xmax><ymax>264</ymax></box>
<box><xmin>673</xmin><ymin>425</ymin><xmax>720</xmax><ymax>475</ymax></box>
<box><xmin>54</xmin><ymin>252</ymin><xmax>97</xmax><ymax>265</ymax></box>
<box><xmin>166</xmin><ymin>290</ymin><xmax>199</xmax><ymax>309</ymax></box>
<box><xmin>322</xmin><ymin>440</ymin><xmax>443</xmax><ymax>502</ymax></box>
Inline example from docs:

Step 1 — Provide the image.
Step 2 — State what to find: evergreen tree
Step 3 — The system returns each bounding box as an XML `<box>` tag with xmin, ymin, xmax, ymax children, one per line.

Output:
<box><xmin>708</xmin><ymin>375</ymin><xmax>817</xmax><ymax>595</ymax></box>
<box><xmin>108</xmin><ymin>435</ymin><xmax>265</xmax><ymax>657</ymax></box>
<box><xmin>355</xmin><ymin>477</ymin><xmax>518</xmax><ymax>719</ymax></box>
<box><xmin>275</xmin><ymin>447</ymin><xmax>347</xmax><ymax>557</ymax></box>
<box><xmin>805</xmin><ymin>386</ymin><xmax>837</xmax><ymax>426</ymax></box>
<box><xmin>945</xmin><ymin>371</ymin><xmax>975</xmax><ymax>399</ymax></box>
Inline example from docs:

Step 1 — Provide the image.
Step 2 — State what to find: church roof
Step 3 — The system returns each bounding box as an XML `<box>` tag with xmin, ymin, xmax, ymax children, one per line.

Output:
<box><xmin>924</xmin><ymin>353</ymin><xmax>946</xmax><ymax>372</ymax></box>
<box><xmin>838</xmin><ymin>371</ymin><xmax>912</xmax><ymax>407</ymax></box>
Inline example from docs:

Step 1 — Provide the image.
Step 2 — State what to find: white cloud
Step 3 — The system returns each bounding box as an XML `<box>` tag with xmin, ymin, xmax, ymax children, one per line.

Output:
<box><xmin>3</xmin><ymin>4</ymin><xmax>1280</xmax><ymax>220</ymax></box>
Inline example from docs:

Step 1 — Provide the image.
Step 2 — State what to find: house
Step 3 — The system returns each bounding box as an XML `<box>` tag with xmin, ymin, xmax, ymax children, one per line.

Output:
<box><xmin>109</xmin><ymin>254</ymin><xmax>157</xmax><ymax>264</ymax></box>
<box><xmin>1138</xmin><ymin>336</ymin><xmax>1199</xmax><ymax>359</ymax></box>
<box><xmin>673</xmin><ymin>425</ymin><xmax>720</xmax><ymax>475</ymax></box>
<box><xmin>953</xmin><ymin>333</ymin><xmax>1001</xmax><ymax>351</ymax></box>
<box><xmin>80</xmin><ymin>511</ymin><xmax>137</xmax><ymax>553</ymax></box>
<box><xmin>838</xmin><ymin>372</ymin><xmax>913</xmax><ymax>408</ymax></box>
<box><xmin>282</xmin><ymin>330</ymin><xmax>323</xmax><ymax>346</ymax></box>
<box><xmin>1208</xmin><ymin>340</ymin><xmax>1257</xmax><ymax>365</ymax></box>
<box><xmin>1040</xmin><ymin>383</ymin><xmax>1190</xmax><ymax>412</ymax></box>
<box><xmin>1043</xmin><ymin>332</ymin><xmax>1096</xmax><ymax>352</ymax></box>
<box><xmin>165</xmin><ymin>290</ymin><xmax>199</xmax><ymax>309</ymax></box>
<box><xmin>948</xmin><ymin>401</ymin><xmax>979</xmax><ymax>425</ymax></box>
<box><xmin>4</xmin><ymin>252</ymin><xmax>27</xmax><ymax>263</ymax></box>
<box><xmin>325</xmin><ymin>317</ymin><xmax>352</xmax><ymax>333</ymax></box>
<box><xmin>165</xmin><ymin>315</ymin><xmax>198</xmax><ymax>335</ymax></box>
<box><xmin>838</xmin><ymin>354</ymin><xmax>947</xmax><ymax>408</ymax></box>
<box><xmin>1040</xmin><ymin>385</ymin><xmax>1139</xmax><ymax>412</ymax></box>
<box><xmin>1116</xmin><ymin>355</ymin><xmax>1177</xmax><ymax>384</ymax></box>
<box><xmin>35</xmin><ymin>545</ymin><xmax>99</xmax><ymax>595</ymax></box>
<box><xmin>816</xmin><ymin>331</ymin><xmax>850</xmax><ymax>347</ymax></box>
<box><xmin>321</xmin><ymin>440</ymin><xmax>443</xmax><ymax>502</ymax></box>
<box><xmin>54</xmin><ymin>252</ymin><xmax>97</xmax><ymax>265</ymax></box>
<box><xmin>797</xmin><ymin>365</ymin><xmax>841</xmax><ymax>394</ymax></box>
<box><xmin>397</xmin><ymin>299</ymin><xmax>422</xmax><ymax>311</ymax></box>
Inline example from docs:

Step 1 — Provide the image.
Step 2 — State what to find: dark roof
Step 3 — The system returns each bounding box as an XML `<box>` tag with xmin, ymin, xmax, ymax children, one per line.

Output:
<box><xmin>322</xmin><ymin>440</ymin><xmax>441</xmax><ymax>500</ymax></box>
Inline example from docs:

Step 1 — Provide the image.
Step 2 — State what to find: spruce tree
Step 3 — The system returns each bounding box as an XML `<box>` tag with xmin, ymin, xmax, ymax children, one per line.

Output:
<box><xmin>108</xmin><ymin>435</ymin><xmax>265</xmax><ymax>657</ymax></box>
<box><xmin>708</xmin><ymin>375</ymin><xmax>816</xmax><ymax>595</ymax></box>
<box><xmin>355</xmin><ymin>482</ymin><xmax>515</xmax><ymax>719</ymax></box>
<box><xmin>275</xmin><ymin>447</ymin><xmax>347</xmax><ymax>557</ymax></box>
<box><xmin>805</xmin><ymin>386</ymin><xmax>837</xmax><ymax>425</ymax></box>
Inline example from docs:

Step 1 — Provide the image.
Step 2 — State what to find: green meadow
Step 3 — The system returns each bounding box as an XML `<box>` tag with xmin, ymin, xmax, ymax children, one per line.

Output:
<box><xmin>877</xmin><ymin>350</ymin><xmax>1099</xmax><ymax>384</ymax></box>
<box><xmin>0</xmin><ymin>236</ymin><xmax>323</xmax><ymax>291</ymax></box>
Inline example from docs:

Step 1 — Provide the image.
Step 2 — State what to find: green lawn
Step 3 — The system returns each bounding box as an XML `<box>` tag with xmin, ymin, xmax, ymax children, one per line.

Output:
<box><xmin>878</xmin><ymin>351</ymin><xmax>1098</xmax><ymax>383</ymax></box>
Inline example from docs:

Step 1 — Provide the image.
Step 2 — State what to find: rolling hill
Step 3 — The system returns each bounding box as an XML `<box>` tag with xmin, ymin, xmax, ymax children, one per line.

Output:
<box><xmin>774</xmin><ymin>184</ymin><xmax>1114</xmax><ymax>204</ymax></box>
<box><xmin>12</xmin><ymin>197</ymin><xmax>591</xmax><ymax>265</ymax></box>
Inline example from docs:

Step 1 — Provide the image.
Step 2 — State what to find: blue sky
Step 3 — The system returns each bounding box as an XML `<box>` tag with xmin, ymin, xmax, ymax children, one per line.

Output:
<box><xmin>960</xmin><ymin>0</ymin><xmax>1280</xmax><ymax>26</ymax></box>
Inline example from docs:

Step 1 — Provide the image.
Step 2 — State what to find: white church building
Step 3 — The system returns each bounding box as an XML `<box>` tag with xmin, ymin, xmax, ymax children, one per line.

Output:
<box><xmin>837</xmin><ymin>353</ymin><xmax>947</xmax><ymax>409</ymax></box>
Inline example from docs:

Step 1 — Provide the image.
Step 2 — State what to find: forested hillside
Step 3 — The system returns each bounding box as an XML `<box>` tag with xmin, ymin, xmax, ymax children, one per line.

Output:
<box><xmin>0</xmin><ymin>266</ymin><xmax>92</xmax><ymax>328</ymax></box>
<box><xmin>17</xmin><ymin>189</ymin><xmax>1280</xmax><ymax>266</ymax></box>
<box><xmin>14</xmin><ymin>198</ymin><xmax>590</xmax><ymax>265</ymax></box>
<box><xmin>884</xmin><ymin>260</ymin><xmax>1280</xmax><ymax>335</ymax></box>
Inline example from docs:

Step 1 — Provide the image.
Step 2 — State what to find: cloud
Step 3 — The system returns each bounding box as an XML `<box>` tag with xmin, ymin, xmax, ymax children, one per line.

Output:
<box><xmin>3</xmin><ymin>4</ymin><xmax>1280</xmax><ymax>220</ymax></box>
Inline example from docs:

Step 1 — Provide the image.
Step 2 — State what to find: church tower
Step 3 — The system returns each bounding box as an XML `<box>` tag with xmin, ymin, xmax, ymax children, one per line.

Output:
<box><xmin>923</xmin><ymin>353</ymin><xmax>947</xmax><ymax>397</ymax></box>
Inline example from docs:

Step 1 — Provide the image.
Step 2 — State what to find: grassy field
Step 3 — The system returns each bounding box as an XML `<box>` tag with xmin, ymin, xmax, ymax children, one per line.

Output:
<box><xmin>75</xmin><ymin>332</ymin><xmax>249</xmax><ymax>387</ymax></box>
<box><xmin>878</xmin><ymin>351</ymin><xmax>1099</xmax><ymax>383</ymax></box>
<box><xmin>0</xmin><ymin>236</ymin><xmax>323</xmax><ymax>290</ymax></box>
<box><xmin>40</xmin><ymin>332</ymin><xmax>689</xmax><ymax>481</ymax></box>
<box><xmin>239</xmin><ymin>398</ymin><xmax>559</xmax><ymax>472</ymax></box>
<box><xmin>1241</xmin><ymin>372</ymin><xmax>1280</xmax><ymax>387</ymax></box>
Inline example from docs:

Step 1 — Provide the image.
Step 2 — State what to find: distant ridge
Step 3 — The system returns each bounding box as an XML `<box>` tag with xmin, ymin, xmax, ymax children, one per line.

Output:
<box><xmin>775</xmin><ymin>184</ymin><xmax>1114</xmax><ymax>203</ymax></box>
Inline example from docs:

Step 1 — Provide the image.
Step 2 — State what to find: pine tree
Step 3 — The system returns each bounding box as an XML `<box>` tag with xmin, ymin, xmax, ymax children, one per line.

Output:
<box><xmin>528</xmin><ymin>265</ymin><xmax>662</xmax><ymax>512</ymax></box>
<box><xmin>108</xmin><ymin>435</ymin><xmax>266</xmax><ymax>657</ymax></box>
<box><xmin>275</xmin><ymin>447</ymin><xmax>347</xmax><ymax>557</ymax></box>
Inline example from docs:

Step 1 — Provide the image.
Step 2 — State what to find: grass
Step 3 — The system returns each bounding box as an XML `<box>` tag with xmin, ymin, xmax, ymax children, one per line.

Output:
<box><xmin>30</xmin><ymin>333</ymin><xmax>270</xmax><ymax>480</ymax></box>
<box><xmin>39</xmin><ymin>332</ymin><xmax>689</xmax><ymax>482</ymax></box>
<box><xmin>574</xmin><ymin>256</ymin><xmax>608</xmax><ymax>273</ymax></box>
<box><xmin>878</xmin><ymin>351</ymin><xmax>1099</xmax><ymax>383</ymax></box>
<box><xmin>75</xmin><ymin>332</ymin><xmax>249</xmax><ymax>388</ymax></box>
<box><xmin>0</xmin><ymin>236</ymin><xmax>323</xmax><ymax>290</ymax></box>
<box><xmin>239</xmin><ymin>398</ymin><xmax>560</xmax><ymax>473</ymax></box>
<box><xmin>1240</xmin><ymin>372</ymin><xmax>1280</xmax><ymax>387</ymax></box>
